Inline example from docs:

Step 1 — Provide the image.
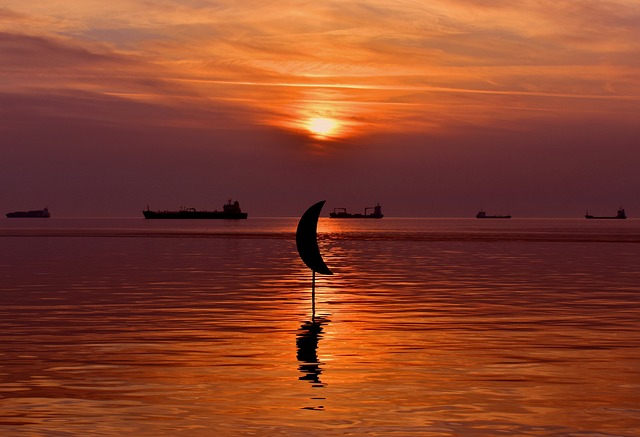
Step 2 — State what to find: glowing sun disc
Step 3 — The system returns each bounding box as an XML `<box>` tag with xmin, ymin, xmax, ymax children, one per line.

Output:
<box><xmin>308</xmin><ymin>117</ymin><xmax>338</xmax><ymax>137</ymax></box>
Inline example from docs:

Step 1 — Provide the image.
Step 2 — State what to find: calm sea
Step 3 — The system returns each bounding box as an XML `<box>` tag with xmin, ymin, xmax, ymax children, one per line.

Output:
<box><xmin>1</xmin><ymin>217</ymin><xmax>639</xmax><ymax>436</ymax></box>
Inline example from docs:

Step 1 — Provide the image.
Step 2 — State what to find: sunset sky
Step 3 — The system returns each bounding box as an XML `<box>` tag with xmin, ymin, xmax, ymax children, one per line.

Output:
<box><xmin>2</xmin><ymin>1</ymin><xmax>639</xmax><ymax>217</ymax></box>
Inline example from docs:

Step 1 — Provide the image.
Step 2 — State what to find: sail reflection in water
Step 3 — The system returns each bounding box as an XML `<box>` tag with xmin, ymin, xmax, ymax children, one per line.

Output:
<box><xmin>296</xmin><ymin>318</ymin><xmax>328</xmax><ymax>410</ymax></box>
<box><xmin>297</xmin><ymin>318</ymin><xmax>327</xmax><ymax>386</ymax></box>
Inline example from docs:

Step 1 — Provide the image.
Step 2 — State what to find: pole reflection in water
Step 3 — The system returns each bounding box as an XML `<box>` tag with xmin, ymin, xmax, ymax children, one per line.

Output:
<box><xmin>296</xmin><ymin>317</ymin><xmax>329</xmax><ymax>410</ymax></box>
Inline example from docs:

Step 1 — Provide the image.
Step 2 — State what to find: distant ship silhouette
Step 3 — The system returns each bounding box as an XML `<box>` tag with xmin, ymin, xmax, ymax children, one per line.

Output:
<box><xmin>329</xmin><ymin>203</ymin><xmax>383</xmax><ymax>219</ymax></box>
<box><xmin>476</xmin><ymin>209</ymin><xmax>511</xmax><ymax>219</ymax></box>
<box><xmin>143</xmin><ymin>199</ymin><xmax>247</xmax><ymax>219</ymax></box>
<box><xmin>585</xmin><ymin>208</ymin><xmax>626</xmax><ymax>219</ymax></box>
<box><xmin>6</xmin><ymin>207</ymin><xmax>50</xmax><ymax>218</ymax></box>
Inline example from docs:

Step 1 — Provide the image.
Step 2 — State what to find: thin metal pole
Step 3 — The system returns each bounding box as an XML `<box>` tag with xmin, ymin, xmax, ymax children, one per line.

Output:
<box><xmin>312</xmin><ymin>270</ymin><xmax>316</xmax><ymax>323</ymax></box>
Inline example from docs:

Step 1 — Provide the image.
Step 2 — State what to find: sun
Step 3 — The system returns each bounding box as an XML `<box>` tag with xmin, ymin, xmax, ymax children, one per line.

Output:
<box><xmin>307</xmin><ymin>117</ymin><xmax>339</xmax><ymax>138</ymax></box>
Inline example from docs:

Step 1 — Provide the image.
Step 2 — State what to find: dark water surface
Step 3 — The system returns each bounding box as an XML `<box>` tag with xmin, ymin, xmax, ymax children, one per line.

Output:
<box><xmin>1</xmin><ymin>218</ymin><xmax>639</xmax><ymax>436</ymax></box>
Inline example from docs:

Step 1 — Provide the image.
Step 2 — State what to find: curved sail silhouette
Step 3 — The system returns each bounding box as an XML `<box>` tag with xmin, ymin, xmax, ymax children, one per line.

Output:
<box><xmin>296</xmin><ymin>201</ymin><xmax>333</xmax><ymax>275</ymax></box>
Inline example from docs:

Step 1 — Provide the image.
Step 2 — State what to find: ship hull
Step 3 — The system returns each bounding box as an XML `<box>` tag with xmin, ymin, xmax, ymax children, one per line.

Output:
<box><xmin>6</xmin><ymin>210</ymin><xmax>50</xmax><ymax>218</ymax></box>
<box><xmin>585</xmin><ymin>216</ymin><xmax>626</xmax><ymax>220</ymax></box>
<box><xmin>329</xmin><ymin>213</ymin><xmax>383</xmax><ymax>219</ymax></box>
<box><xmin>143</xmin><ymin>210</ymin><xmax>247</xmax><ymax>219</ymax></box>
<box><xmin>585</xmin><ymin>208</ymin><xmax>626</xmax><ymax>220</ymax></box>
<box><xmin>330</xmin><ymin>203</ymin><xmax>383</xmax><ymax>219</ymax></box>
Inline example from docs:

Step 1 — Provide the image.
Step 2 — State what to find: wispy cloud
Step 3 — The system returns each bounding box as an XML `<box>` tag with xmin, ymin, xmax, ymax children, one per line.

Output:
<box><xmin>1</xmin><ymin>0</ymin><xmax>639</xmax><ymax>135</ymax></box>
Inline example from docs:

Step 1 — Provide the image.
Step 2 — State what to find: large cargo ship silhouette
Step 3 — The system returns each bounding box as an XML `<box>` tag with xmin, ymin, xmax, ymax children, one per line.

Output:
<box><xmin>585</xmin><ymin>208</ymin><xmax>626</xmax><ymax>219</ymax></box>
<box><xmin>329</xmin><ymin>203</ymin><xmax>383</xmax><ymax>219</ymax></box>
<box><xmin>6</xmin><ymin>207</ymin><xmax>50</xmax><ymax>218</ymax></box>
<box><xmin>143</xmin><ymin>199</ymin><xmax>248</xmax><ymax>219</ymax></box>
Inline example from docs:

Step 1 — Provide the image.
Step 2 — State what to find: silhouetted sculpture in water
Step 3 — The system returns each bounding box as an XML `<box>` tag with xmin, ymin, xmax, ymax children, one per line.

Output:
<box><xmin>295</xmin><ymin>202</ymin><xmax>333</xmax><ymax>409</ymax></box>
<box><xmin>296</xmin><ymin>201</ymin><xmax>333</xmax><ymax>323</ymax></box>
<box><xmin>296</xmin><ymin>319</ymin><xmax>325</xmax><ymax>386</ymax></box>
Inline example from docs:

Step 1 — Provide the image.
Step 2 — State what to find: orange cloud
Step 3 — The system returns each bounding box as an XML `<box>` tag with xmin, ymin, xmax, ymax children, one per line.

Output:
<box><xmin>1</xmin><ymin>1</ymin><xmax>638</xmax><ymax>139</ymax></box>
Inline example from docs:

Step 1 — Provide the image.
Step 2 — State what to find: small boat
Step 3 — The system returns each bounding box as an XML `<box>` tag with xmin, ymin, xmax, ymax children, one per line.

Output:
<box><xmin>6</xmin><ymin>207</ymin><xmax>50</xmax><ymax>218</ymax></box>
<box><xmin>329</xmin><ymin>203</ymin><xmax>383</xmax><ymax>219</ymax></box>
<box><xmin>476</xmin><ymin>210</ymin><xmax>511</xmax><ymax>219</ymax></box>
<box><xmin>143</xmin><ymin>199</ymin><xmax>248</xmax><ymax>219</ymax></box>
<box><xmin>585</xmin><ymin>208</ymin><xmax>626</xmax><ymax>219</ymax></box>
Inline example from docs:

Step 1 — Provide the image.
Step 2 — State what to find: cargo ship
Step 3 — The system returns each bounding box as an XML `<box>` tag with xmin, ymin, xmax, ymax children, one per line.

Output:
<box><xmin>6</xmin><ymin>207</ymin><xmax>50</xmax><ymax>218</ymax></box>
<box><xmin>476</xmin><ymin>210</ymin><xmax>511</xmax><ymax>219</ymax></box>
<box><xmin>143</xmin><ymin>200</ymin><xmax>248</xmax><ymax>219</ymax></box>
<box><xmin>329</xmin><ymin>203</ymin><xmax>383</xmax><ymax>219</ymax></box>
<box><xmin>585</xmin><ymin>208</ymin><xmax>626</xmax><ymax>219</ymax></box>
